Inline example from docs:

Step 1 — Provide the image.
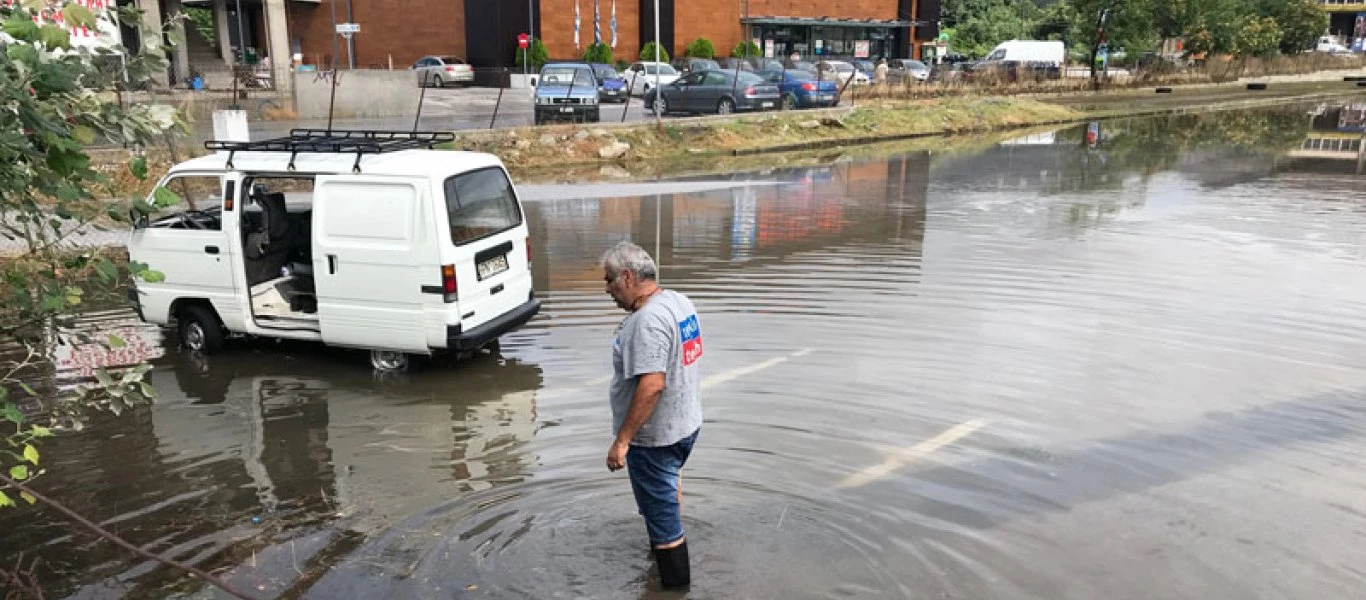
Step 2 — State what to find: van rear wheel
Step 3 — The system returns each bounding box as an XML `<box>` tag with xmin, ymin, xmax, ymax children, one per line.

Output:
<box><xmin>370</xmin><ymin>350</ymin><xmax>410</xmax><ymax>371</ymax></box>
<box><xmin>178</xmin><ymin>305</ymin><xmax>225</xmax><ymax>353</ymax></box>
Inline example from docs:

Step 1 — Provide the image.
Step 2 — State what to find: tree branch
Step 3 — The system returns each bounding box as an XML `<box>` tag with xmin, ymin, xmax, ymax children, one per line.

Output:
<box><xmin>0</xmin><ymin>473</ymin><xmax>259</xmax><ymax>600</ymax></box>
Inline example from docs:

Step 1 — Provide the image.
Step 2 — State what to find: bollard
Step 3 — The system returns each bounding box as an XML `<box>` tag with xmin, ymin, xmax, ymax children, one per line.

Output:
<box><xmin>490</xmin><ymin>69</ymin><xmax>506</xmax><ymax>129</ymax></box>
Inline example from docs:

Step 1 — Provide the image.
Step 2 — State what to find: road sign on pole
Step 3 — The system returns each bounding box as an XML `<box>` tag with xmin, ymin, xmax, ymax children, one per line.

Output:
<box><xmin>336</xmin><ymin>22</ymin><xmax>360</xmax><ymax>35</ymax></box>
<box><xmin>518</xmin><ymin>33</ymin><xmax>530</xmax><ymax>49</ymax></box>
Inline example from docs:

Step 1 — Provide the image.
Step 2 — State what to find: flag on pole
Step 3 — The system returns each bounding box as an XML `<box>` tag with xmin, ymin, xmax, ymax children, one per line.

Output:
<box><xmin>611</xmin><ymin>0</ymin><xmax>618</xmax><ymax>48</ymax></box>
<box><xmin>574</xmin><ymin>0</ymin><xmax>581</xmax><ymax>49</ymax></box>
<box><xmin>594</xmin><ymin>0</ymin><xmax>601</xmax><ymax>45</ymax></box>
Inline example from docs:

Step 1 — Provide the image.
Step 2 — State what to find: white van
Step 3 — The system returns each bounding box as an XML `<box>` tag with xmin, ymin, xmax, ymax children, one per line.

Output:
<box><xmin>126</xmin><ymin>130</ymin><xmax>540</xmax><ymax>371</ymax></box>
<box><xmin>982</xmin><ymin>40</ymin><xmax>1066</xmax><ymax>67</ymax></box>
<box><xmin>1316</xmin><ymin>36</ymin><xmax>1350</xmax><ymax>54</ymax></box>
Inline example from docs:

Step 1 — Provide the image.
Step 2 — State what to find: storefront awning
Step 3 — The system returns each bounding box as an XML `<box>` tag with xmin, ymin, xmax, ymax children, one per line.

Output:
<box><xmin>741</xmin><ymin>16</ymin><xmax>920</xmax><ymax>28</ymax></box>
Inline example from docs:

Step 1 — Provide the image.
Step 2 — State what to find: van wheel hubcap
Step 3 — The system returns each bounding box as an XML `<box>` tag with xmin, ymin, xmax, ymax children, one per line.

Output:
<box><xmin>370</xmin><ymin>351</ymin><xmax>409</xmax><ymax>371</ymax></box>
<box><xmin>184</xmin><ymin>323</ymin><xmax>206</xmax><ymax>351</ymax></box>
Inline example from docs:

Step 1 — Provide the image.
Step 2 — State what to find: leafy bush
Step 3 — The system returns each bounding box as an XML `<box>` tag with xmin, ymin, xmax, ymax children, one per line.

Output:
<box><xmin>583</xmin><ymin>42</ymin><xmax>614</xmax><ymax>64</ymax></box>
<box><xmin>640</xmin><ymin>41</ymin><xmax>670</xmax><ymax>63</ymax></box>
<box><xmin>732</xmin><ymin>40</ymin><xmax>761</xmax><ymax>59</ymax></box>
<box><xmin>685</xmin><ymin>38</ymin><xmax>716</xmax><ymax>58</ymax></box>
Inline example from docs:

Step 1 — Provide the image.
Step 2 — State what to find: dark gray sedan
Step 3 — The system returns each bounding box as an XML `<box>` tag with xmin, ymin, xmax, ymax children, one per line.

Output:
<box><xmin>643</xmin><ymin>70</ymin><xmax>780</xmax><ymax>116</ymax></box>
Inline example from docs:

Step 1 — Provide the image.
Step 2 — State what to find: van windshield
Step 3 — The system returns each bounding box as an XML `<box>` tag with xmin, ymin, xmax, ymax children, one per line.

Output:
<box><xmin>445</xmin><ymin>168</ymin><xmax>522</xmax><ymax>245</ymax></box>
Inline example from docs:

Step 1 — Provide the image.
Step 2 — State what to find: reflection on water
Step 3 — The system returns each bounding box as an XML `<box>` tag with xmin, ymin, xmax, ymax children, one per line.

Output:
<box><xmin>4</xmin><ymin>105</ymin><xmax>1366</xmax><ymax>599</ymax></box>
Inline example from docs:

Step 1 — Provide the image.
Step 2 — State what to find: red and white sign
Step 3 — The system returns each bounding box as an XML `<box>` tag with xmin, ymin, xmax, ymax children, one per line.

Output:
<box><xmin>518</xmin><ymin>33</ymin><xmax>530</xmax><ymax>50</ymax></box>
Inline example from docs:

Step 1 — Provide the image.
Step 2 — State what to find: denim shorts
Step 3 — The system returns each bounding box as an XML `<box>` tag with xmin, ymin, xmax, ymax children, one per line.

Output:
<box><xmin>626</xmin><ymin>428</ymin><xmax>700</xmax><ymax>546</ymax></box>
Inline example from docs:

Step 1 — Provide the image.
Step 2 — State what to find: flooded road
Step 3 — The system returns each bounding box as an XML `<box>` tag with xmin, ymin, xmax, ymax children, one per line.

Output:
<box><xmin>5</xmin><ymin>104</ymin><xmax>1366</xmax><ymax>599</ymax></box>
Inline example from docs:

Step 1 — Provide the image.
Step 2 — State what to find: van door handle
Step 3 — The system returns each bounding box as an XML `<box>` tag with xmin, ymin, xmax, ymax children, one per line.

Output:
<box><xmin>204</xmin><ymin>245</ymin><xmax>219</xmax><ymax>255</ymax></box>
<box><xmin>327</xmin><ymin>254</ymin><xmax>337</xmax><ymax>274</ymax></box>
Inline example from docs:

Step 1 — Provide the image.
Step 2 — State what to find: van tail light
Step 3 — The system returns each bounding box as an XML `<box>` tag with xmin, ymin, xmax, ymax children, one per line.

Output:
<box><xmin>525</xmin><ymin>237</ymin><xmax>532</xmax><ymax>264</ymax></box>
<box><xmin>801</xmin><ymin>82</ymin><xmax>816</xmax><ymax>91</ymax></box>
<box><xmin>441</xmin><ymin>264</ymin><xmax>457</xmax><ymax>302</ymax></box>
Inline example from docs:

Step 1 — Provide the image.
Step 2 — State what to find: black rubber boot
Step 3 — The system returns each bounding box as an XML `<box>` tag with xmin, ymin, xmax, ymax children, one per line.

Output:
<box><xmin>654</xmin><ymin>540</ymin><xmax>690</xmax><ymax>589</ymax></box>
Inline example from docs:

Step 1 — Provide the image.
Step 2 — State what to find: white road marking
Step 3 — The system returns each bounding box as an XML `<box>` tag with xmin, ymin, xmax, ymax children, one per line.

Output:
<box><xmin>837</xmin><ymin>419</ymin><xmax>988</xmax><ymax>489</ymax></box>
<box><xmin>702</xmin><ymin>349</ymin><xmax>810</xmax><ymax>389</ymax></box>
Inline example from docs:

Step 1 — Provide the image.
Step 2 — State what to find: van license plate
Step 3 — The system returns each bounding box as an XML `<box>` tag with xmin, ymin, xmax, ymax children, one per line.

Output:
<box><xmin>477</xmin><ymin>255</ymin><xmax>509</xmax><ymax>280</ymax></box>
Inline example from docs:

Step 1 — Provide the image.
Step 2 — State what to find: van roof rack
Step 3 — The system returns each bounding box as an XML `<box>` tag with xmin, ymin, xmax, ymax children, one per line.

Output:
<box><xmin>205</xmin><ymin>129</ymin><xmax>457</xmax><ymax>173</ymax></box>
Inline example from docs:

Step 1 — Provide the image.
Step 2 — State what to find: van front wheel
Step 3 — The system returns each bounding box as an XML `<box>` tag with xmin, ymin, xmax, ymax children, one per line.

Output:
<box><xmin>178</xmin><ymin>305</ymin><xmax>225</xmax><ymax>353</ymax></box>
<box><xmin>370</xmin><ymin>350</ymin><xmax>410</xmax><ymax>371</ymax></box>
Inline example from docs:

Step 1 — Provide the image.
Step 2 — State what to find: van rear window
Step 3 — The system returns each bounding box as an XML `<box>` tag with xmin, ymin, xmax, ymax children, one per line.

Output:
<box><xmin>444</xmin><ymin>167</ymin><xmax>522</xmax><ymax>245</ymax></box>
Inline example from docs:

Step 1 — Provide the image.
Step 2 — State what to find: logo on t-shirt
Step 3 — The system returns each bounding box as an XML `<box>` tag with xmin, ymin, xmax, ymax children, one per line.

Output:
<box><xmin>679</xmin><ymin>314</ymin><xmax>702</xmax><ymax>366</ymax></box>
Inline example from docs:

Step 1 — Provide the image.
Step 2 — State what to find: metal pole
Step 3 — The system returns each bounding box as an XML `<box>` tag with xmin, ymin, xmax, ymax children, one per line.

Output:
<box><xmin>1357</xmin><ymin>132</ymin><xmax>1365</xmax><ymax>176</ymax></box>
<box><xmin>330</xmin><ymin>0</ymin><xmax>339</xmax><ymax>73</ymax></box>
<box><xmin>234</xmin><ymin>0</ymin><xmax>245</xmax><ymax>62</ymax></box>
<box><xmin>346</xmin><ymin>0</ymin><xmax>355</xmax><ymax>69</ymax></box>
<box><xmin>653</xmin><ymin>0</ymin><xmax>660</xmax><ymax>124</ymax></box>
<box><xmin>528</xmin><ymin>0</ymin><xmax>533</xmax><ymax>79</ymax></box>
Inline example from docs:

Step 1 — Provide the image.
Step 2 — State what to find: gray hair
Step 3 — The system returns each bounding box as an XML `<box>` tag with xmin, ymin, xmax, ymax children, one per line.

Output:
<box><xmin>600</xmin><ymin>241</ymin><xmax>658</xmax><ymax>281</ymax></box>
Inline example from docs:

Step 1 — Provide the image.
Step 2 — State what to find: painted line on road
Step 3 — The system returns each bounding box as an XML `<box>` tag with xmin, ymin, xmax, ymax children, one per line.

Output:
<box><xmin>702</xmin><ymin>348</ymin><xmax>812</xmax><ymax>390</ymax></box>
<box><xmin>837</xmin><ymin>419</ymin><xmax>988</xmax><ymax>489</ymax></box>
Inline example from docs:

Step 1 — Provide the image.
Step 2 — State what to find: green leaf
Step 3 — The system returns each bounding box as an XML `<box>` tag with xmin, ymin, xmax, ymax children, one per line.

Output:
<box><xmin>20</xmin><ymin>491</ymin><xmax>35</xmax><ymax>505</ymax></box>
<box><xmin>72</xmin><ymin>126</ymin><xmax>95</xmax><ymax>145</ymax></box>
<box><xmin>17</xmin><ymin>383</ymin><xmax>36</xmax><ymax>398</ymax></box>
<box><xmin>7</xmin><ymin>43</ymin><xmax>38</xmax><ymax>64</ymax></box>
<box><xmin>3</xmin><ymin>15</ymin><xmax>38</xmax><ymax>40</ymax></box>
<box><xmin>133</xmin><ymin>199</ymin><xmax>158</xmax><ymax>215</ymax></box>
<box><xmin>138</xmin><ymin>382</ymin><xmax>156</xmax><ymax>399</ymax></box>
<box><xmin>9</xmin><ymin>465</ymin><xmax>28</xmax><ymax>481</ymax></box>
<box><xmin>20</xmin><ymin>0</ymin><xmax>45</xmax><ymax>10</ymax></box>
<box><xmin>140</xmin><ymin>270</ymin><xmax>166</xmax><ymax>283</ymax></box>
<box><xmin>94</xmin><ymin>368</ymin><xmax>113</xmax><ymax>387</ymax></box>
<box><xmin>107</xmin><ymin>334</ymin><xmax>126</xmax><ymax>349</ymax></box>
<box><xmin>23</xmin><ymin>444</ymin><xmax>39</xmax><ymax>465</ymax></box>
<box><xmin>96</xmin><ymin>259</ymin><xmax>119</xmax><ymax>282</ymax></box>
<box><xmin>0</xmin><ymin>491</ymin><xmax>14</xmax><ymax>508</ymax></box>
<box><xmin>63</xmin><ymin>3</ymin><xmax>97</xmax><ymax>29</ymax></box>
<box><xmin>1</xmin><ymin>404</ymin><xmax>22</xmax><ymax>425</ymax></box>
<box><xmin>152</xmin><ymin>187</ymin><xmax>182</xmax><ymax>208</ymax></box>
<box><xmin>129</xmin><ymin>157</ymin><xmax>149</xmax><ymax>181</ymax></box>
<box><xmin>30</xmin><ymin>426</ymin><xmax>52</xmax><ymax>438</ymax></box>
<box><xmin>37</xmin><ymin>24</ymin><xmax>70</xmax><ymax>50</ymax></box>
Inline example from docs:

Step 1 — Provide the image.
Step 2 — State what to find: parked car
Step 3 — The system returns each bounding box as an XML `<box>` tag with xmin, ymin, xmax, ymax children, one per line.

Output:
<box><xmin>888</xmin><ymin>59</ymin><xmax>930</xmax><ymax>83</ymax></box>
<box><xmin>817</xmin><ymin>60</ymin><xmax>870</xmax><ymax>86</ymax></box>
<box><xmin>928</xmin><ymin>61</ymin><xmax>973</xmax><ymax>83</ymax></box>
<box><xmin>591</xmin><ymin>63</ymin><xmax>629</xmax><ymax>103</ymax></box>
<box><xmin>716</xmin><ymin>57</ymin><xmax>759</xmax><ymax>72</ymax></box>
<box><xmin>644</xmin><ymin>70</ymin><xmax>780</xmax><ymax>115</ymax></box>
<box><xmin>672</xmin><ymin>57</ymin><xmax>721</xmax><ymax>75</ymax></box>
<box><xmin>624</xmin><ymin>61</ymin><xmax>680</xmax><ymax>96</ymax></box>
<box><xmin>534</xmin><ymin>62</ymin><xmax>600</xmax><ymax>125</ymax></box>
<box><xmin>759</xmin><ymin>69</ymin><xmax>839</xmax><ymax>110</ymax></box>
<box><xmin>412</xmin><ymin>55</ymin><xmax>475</xmax><ymax>87</ymax></box>
<box><xmin>852</xmin><ymin>59</ymin><xmax>877</xmax><ymax>78</ymax></box>
<box><xmin>785</xmin><ymin>60</ymin><xmax>819</xmax><ymax>74</ymax></box>
<box><xmin>130</xmin><ymin>129</ymin><xmax>539</xmax><ymax>372</ymax></box>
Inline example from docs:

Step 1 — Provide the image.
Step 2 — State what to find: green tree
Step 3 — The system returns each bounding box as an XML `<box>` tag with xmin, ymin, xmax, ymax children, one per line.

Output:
<box><xmin>685</xmin><ymin>37</ymin><xmax>716</xmax><ymax>58</ymax></box>
<box><xmin>1153</xmin><ymin>0</ymin><xmax>1244</xmax><ymax>55</ymax></box>
<box><xmin>640</xmin><ymin>40</ymin><xmax>671</xmax><ymax>63</ymax></box>
<box><xmin>1232</xmin><ymin>15</ymin><xmax>1282</xmax><ymax>57</ymax></box>
<box><xmin>1266</xmin><ymin>0</ymin><xmax>1327</xmax><ymax>54</ymax></box>
<box><xmin>731</xmin><ymin>40</ymin><xmax>761</xmax><ymax>59</ymax></box>
<box><xmin>184</xmin><ymin>6</ymin><xmax>215</xmax><ymax>45</ymax></box>
<box><xmin>583</xmin><ymin>41</ymin><xmax>613</xmax><ymax>64</ymax></box>
<box><xmin>514</xmin><ymin>36</ymin><xmax>550</xmax><ymax>71</ymax></box>
<box><xmin>0</xmin><ymin>4</ymin><xmax>258</xmax><ymax>599</ymax></box>
<box><xmin>1066</xmin><ymin>0</ymin><xmax>1156</xmax><ymax>81</ymax></box>
<box><xmin>949</xmin><ymin>0</ymin><xmax>1038</xmax><ymax>57</ymax></box>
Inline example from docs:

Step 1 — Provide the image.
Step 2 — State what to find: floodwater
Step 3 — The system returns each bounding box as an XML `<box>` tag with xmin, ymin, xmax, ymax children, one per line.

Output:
<box><xmin>4</xmin><ymin>103</ymin><xmax>1366</xmax><ymax>599</ymax></box>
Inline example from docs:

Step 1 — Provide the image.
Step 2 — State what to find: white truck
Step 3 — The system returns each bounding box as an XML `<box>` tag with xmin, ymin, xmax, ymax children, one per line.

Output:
<box><xmin>126</xmin><ymin>130</ymin><xmax>540</xmax><ymax>371</ymax></box>
<box><xmin>981</xmin><ymin>40</ymin><xmax>1066</xmax><ymax>67</ymax></box>
<box><xmin>1316</xmin><ymin>36</ymin><xmax>1350</xmax><ymax>54</ymax></box>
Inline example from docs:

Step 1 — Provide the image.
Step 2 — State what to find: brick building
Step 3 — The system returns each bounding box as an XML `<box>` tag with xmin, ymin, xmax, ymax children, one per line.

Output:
<box><xmin>280</xmin><ymin>0</ymin><xmax>938</xmax><ymax>76</ymax></box>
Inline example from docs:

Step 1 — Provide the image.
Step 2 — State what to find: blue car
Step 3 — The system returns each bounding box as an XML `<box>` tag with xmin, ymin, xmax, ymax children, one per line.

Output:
<box><xmin>758</xmin><ymin>69</ymin><xmax>840</xmax><ymax>110</ymax></box>
<box><xmin>591</xmin><ymin>63</ymin><xmax>629</xmax><ymax>103</ymax></box>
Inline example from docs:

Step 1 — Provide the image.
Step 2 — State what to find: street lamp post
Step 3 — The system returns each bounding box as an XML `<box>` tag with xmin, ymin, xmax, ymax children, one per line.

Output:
<box><xmin>653</xmin><ymin>0</ymin><xmax>660</xmax><ymax>124</ymax></box>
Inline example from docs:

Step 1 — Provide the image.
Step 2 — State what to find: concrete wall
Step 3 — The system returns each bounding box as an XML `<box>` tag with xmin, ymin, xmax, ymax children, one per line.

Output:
<box><xmin>293</xmin><ymin>70</ymin><xmax>420</xmax><ymax>119</ymax></box>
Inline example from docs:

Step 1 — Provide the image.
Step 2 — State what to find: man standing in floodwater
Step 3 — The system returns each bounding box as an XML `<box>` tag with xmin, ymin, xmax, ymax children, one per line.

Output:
<box><xmin>601</xmin><ymin>241</ymin><xmax>703</xmax><ymax>589</ymax></box>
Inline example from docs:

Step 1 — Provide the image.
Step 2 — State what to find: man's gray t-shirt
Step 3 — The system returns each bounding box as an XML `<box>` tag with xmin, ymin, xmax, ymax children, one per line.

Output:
<box><xmin>611</xmin><ymin>289</ymin><xmax>703</xmax><ymax>447</ymax></box>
